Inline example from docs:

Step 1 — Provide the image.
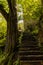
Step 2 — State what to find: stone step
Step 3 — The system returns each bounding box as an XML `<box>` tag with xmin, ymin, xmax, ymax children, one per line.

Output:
<box><xmin>19</xmin><ymin>44</ymin><xmax>39</xmax><ymax>48</ymax></box>
<box><xmin>21</xmin><ymin>42</ymin><xmax>38</xmax><ymax>46</ymax></box>
<box><xmin>19</xmin><ymin>55</ymin><xmax>43</xmax><ymax>60</ymax></box>
<box><xmin>20</xmin><ymin>61</ymin><xmax>41</xmax><ymax>65</ymax></box>
<box><xmin>19</xmin><ymin>51</ymin><xmax>43</xmax><ymax>55</ymax></box>
<box><xmin>19</xmin><ymin>47</ymin><xmax>40</xmax><ymax>51</ymax></box>
<box><xmin>20</xmin><ymin>60</ymin><xmax>42</xmax><ymax>62</ymax></box>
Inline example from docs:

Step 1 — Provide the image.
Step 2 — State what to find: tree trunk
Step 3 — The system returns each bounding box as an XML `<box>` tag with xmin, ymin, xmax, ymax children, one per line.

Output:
<box><xmin>0</xmin><ymin>0</ymin><xmax>18</xmax><ymax>65</ymax></box>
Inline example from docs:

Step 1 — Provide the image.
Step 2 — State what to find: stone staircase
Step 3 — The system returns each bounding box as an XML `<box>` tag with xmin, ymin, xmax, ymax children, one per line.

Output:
<box><xmin>19</xmin><ymin>32</ymin><xmax>43</xmax><ymax>65</ymax></box>
<box><xmin>19</xmin><ymin>45</ymin><xmax>43</xmax><ymax>65</ymax></box>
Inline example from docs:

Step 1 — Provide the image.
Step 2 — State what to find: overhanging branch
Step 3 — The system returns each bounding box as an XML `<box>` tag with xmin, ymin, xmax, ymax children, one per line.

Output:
<box><xmin>0</xmin><ymin>4</ymin><xmax>9</xmax><ymax>21</ymax></box>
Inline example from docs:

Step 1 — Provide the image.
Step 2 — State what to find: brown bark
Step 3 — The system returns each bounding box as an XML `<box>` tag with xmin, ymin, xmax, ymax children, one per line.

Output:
<box><xmin>0</xmin><ymin>0</ymin><xmax>18</xmax><ymax>65</ymax></box>
<box><xmin>0</xmin><ymin>4</ymin><xmax>9</xmax><ymax>21</ymax></box>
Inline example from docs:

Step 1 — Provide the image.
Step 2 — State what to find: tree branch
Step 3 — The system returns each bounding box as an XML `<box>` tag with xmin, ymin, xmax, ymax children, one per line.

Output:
<box><xmin>7</xmin><ymin>0</ymin><xmax>12</xmax><ymax>11</ymax></box>
<box><xmin>0</xmin><ymin>4</ymin><xmax>9</xmax><ymax>22</ymax></box>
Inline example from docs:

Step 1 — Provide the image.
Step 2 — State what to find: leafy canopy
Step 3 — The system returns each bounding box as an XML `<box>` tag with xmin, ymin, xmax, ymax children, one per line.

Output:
<box><xmin>17</xmin><ymin>0</ymin><xmax>42</xmax><ymax>21</ymax></box>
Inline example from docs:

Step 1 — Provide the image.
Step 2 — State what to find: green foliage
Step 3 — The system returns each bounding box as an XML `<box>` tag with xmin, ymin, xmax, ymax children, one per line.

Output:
<box><xmin>0</xmin><ymin>13</ymin><xmax>7</xmax><ymax>63</ymax></box>
<box><xmin>0</xmin><ymin>0</ymin><xmax>9</xmax><ymax>13</ymax></box>
<box><xmin>17</xmin><ymin>0</ymin><xmax>42</xmax><ymax>32</ymax></box>
<box><xmin>0</xmin><ymin>13</ymin><xmax>7</xmax><ymax>46</ymax></box>
<box><xmin>0</xmin><ymin>54</ymin><xmax>5</xmax><ymax>63</ymax></box>
<box><xmin>13</xmin><ymin>58</ymin><xmax>20</xmax><ymax>65</ymax></box>
<box><xmin>31</xmin><ymin>26</ymin><xmax>39</xmax><ymax>34</ymax></box>
<box><xmin>17</xmin><ymin>0</ymin><xmax>42</xmax><ymax>21</ymax></box>
<box><xmin>19</xmin><ymin>32</ymin><xmax>23</xmax><ymax>44</ymax></box>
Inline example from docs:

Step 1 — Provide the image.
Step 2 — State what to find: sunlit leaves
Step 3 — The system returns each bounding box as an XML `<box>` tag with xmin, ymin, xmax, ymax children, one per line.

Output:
<box><xmin>0</xmin><ymin>0</ymin><xmax>9</xmax><ymax>13</ymax></box>
<box><xmin>17</xmin><ymin>0</ymin><xmax>42</xmax><ymax>20</ymax></box>
<box><xmin>0</xmin><ymin>13</ymin><xmax>7</xmax><ymax>45</ymax></box>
